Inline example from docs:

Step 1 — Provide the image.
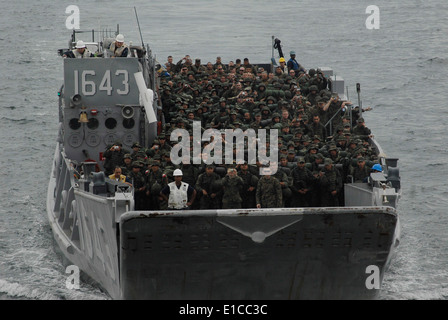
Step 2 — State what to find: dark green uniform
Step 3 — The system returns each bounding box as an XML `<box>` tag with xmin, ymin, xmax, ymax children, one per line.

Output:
<box><xmin>238</xmin><ymin>169</ymin><xmax>259</xmax><ymax>208</ymax></box>
<box><xmin>319</xmin><ymin>160</ymin><xmax>342</xmax><ymax>207</ymax></box>
<box><xmin>256</xmin><ymin>176</ymin><xmax>282</xmax><ymax>208</ymax></box>
<box><xmin>352</xmin><ymin>121</ymin><xmax>372</xmax><ymax>141</ymax></box>
<box><xmin>272</xmin><ymin>169</ymin><xmax>292</xmax><ymax>207</ymax></box>
<box><xmin>146</xmin><ymin>165</ymin><xmax>168</xmax><ymax>210</ymax></box>
<box><xmin>349</xmin><ymin>161</ymin><xmax>370</xmax><ymax>183</ymax></box>
<box><xmin>221</xmin><ymin>175</ymin><xmax>244</xmax><ymax>209</ymax></box>
<box><xmin>291</xmin><ymin>163</ymin><xmax>316</xmax><ymax>207</ymax></box>
<box><xmin>180</xmin><ymin>164</ymin><xmax>199</xmax><ymax>187</ymax></box>
<box><xmin>103</xmin><ymin>147</ymin><xmax>127</xmax><ymax>176</ymax></box>
<box><xmin>128</xmin><ymin>166</ymin><xmax>147</xmax><ymax>210</ymax></box>
<box><xmin>196</xmin><ymin>171</ymin><xmax>222</xmax><ymax>209</ymax></box>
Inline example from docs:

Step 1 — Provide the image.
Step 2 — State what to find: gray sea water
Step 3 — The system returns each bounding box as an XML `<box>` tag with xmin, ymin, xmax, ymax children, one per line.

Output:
<box><xmin>0</xmin><ymin>0</ymin><xmax>447</xmax><ymax>300</ymax></box>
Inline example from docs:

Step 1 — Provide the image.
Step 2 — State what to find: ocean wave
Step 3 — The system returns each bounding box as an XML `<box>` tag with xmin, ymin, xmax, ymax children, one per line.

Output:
<box><xmin>0</xmin><ymin>279</ymin><xmax>60</xmax><ymax>300</ymax></box>
<box><xmin>0</xmin><ymin>274</ymin><xmax>109</xmax><ymax>300</ymax></box>
<box><xmin>380</xmin><ymin>286</ymin><xmax>448</xmax><ymax>300</ymax></box>
<box><xmin>0</xmin><ymin>117</ymin><xmax>35</xmax><ymax>124</ymax></box>
<box><xmin>427</xmin><ymin>57</ymin><xmax>448</xmax><ymax>64</ymax></box>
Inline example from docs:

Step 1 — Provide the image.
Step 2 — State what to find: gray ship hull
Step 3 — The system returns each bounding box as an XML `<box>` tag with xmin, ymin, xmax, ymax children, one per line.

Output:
<box><xmin>47</xmin><ymin>142</ymin><xmax>399</xmax><ymax>299</ymax></box>
<box><xmin>120</xmin><ymin>208</ymin><xmax>399</xmax><ymax>300</ymax></box>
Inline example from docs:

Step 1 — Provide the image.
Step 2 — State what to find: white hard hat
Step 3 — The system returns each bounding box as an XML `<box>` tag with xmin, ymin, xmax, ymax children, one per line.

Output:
<box><xmin>115</xmin><ymin>34</ymin><xmax>124</xmax><ymax>42</ymax></box>
<box><xmin>173</xmin><ymin>169</ymin><xmax>183</xmax><ymax>176</ymax></box>
<box><xmin>75</xmin><ymin>40</ymin><xmax>86</xmax><ymax>49</ymax></box>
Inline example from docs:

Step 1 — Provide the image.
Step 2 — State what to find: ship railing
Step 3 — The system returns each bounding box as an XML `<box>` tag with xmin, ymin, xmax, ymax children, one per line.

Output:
<box><xmin>62</xmin><ymin>25</ymin><xmax>151</xmax><ymax>60</ymax></box>
<box><xmin>76</xmin><ymin>166</ymin><xmax>133</xmax><ymax>198</ymax></box>
<box><xmin>69</xmin><ymin>27</ymin><xmax>118</xmax><ymax>48</ymax></box>
<box><xmin>369</xmin><ymin>138</ymin><xmax>401</xmax><ymax>192</ymax></box>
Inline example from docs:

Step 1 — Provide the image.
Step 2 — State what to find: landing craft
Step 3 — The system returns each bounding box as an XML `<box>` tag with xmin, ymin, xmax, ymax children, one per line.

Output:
<box><xmin>47</xmin><ymin>26</ymin><xmax>401</xmax><ymax>299</ymax></box>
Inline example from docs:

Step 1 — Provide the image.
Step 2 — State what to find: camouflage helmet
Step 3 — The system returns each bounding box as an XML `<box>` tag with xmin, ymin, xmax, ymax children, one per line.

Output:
<box><xmin>266</xmin><ymin>96</ymin><xmax>276</xmax><ymax>103</ymax></box>
<box><xmin>132</xmin><ymin>161</ymin><xmax>143</xmax><ymax>168</ymax></box>
<box><xmin>328</xmin><ymin>144</ymin><xmax>338</xmax><ymax>151</ymax></box>
<box><xmin>309</xmin><ymin>85</ymin><xmax>318</xmax><ymax>92</ymax></box>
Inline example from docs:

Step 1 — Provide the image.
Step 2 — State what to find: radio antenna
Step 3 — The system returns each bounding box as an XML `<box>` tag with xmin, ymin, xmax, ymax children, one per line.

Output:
<box><xmin>134</xmin><ymin>7</ymin><xmax>144</xmax><ymax>47</ymax></box>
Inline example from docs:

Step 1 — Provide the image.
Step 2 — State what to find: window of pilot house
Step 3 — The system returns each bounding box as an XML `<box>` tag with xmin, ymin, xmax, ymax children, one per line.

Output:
<box><xmin>123</xmin><ymin>118</ymin><xmax>135</xmax><ymax>129</ymax></box>
<box><xmin>87</xmin><ymin>118</ymin><xmax>99</xmax><ymax>130</ymax></box>
<box><xmin>105</xmin><ymin>118</ymin><xmax>117</xmax><ymax>130</ymax></box>
<box><xmin>69</xmin><ymin>118</ymin><xmax>81</xmax><ymax>130</ymax></box>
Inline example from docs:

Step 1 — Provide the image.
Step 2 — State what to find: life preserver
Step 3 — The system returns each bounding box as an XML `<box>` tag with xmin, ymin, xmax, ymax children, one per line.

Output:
<box><xmin>109</xmin><ymin>42</ymin><xmax>128</xmax><ymax>57</ymax></box>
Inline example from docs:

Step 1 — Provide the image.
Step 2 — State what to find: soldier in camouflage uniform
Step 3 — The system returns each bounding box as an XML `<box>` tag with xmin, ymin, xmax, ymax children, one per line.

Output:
<box><xmin>191</xmin><ymin>58</ymin><xmax>206</xmax><ymax>74</ymax></box>
<box><xmin>157</xmin><ymin>134</ymin><xmax>172</xmax><ymax>154</ymax></box>
<box><xmin>145</xmin><ymin>160</ymin><xmax>168</xmax><ymax>210</ymax></box>
<box><xmin>327</xmin><ymin>144</ymin><xmax>341</xmax><ymax>164</ymax></box>
<box><xmin>256</xmin><ymin>167</ymin><xmax>282</xmax><ymax>208</ymax></box>
<box><xmin>308</xmin><ymin>114</ymin><xmax>327</xmax><ymax>141</ymax></box>
<box><xmin>146</xmin><ymin>140</ymin><xmax>164</xmax><ymax>159</ymax></box>
<box><xmin>127</xmin><ymin>162</ymin><xmax>147</xmax><ymax>210</ymax></box>
<box><xmin>210</xmin><ymin>107</ymin><xmax>229</xmax><ymax>130</ymax></box>
<box><xmin>131</xmin><ymin>142</ymin><xmax>146</xmax><ymax>162</ymax></box>
<box><xmin>250</xmin><ymin>113</ymin><xmax>264</xmax><ymax>130</ymax></box>
<box><xmin>291</xmin><ymin>157</ymin><xmax>316</xmax><ymax>207</ymax></box>
<box><xmin>221</xmin><ymin>168</ymin><xmax>244</xmax><ymax>209</ymax></box>
<box><xmin>304</xmin><ymin>144</ymin><xmax>319</xmax><ymax>164</ymax></box>
<box><xmin>271</xmin><ymin>162</ymin><xmax>292</xmax><ymax>207</ymax></box>
<box><xmin>195</xmin><ymin>165</ymin><xmax>222</xmax><ymax>209</ymax></box>
<box><xmin>306</xmin><ymin>85</ymin><xmax>319</xmax><ymax>106</ymax></box>
<box><xmin>352</xmin><ymin>117</ymin><xmax>372</xmax><ymax>141</ymax></box>
<box><xmin>121</xmin><ymin>153</ymin><xmax>133</xmax><ymax>176</ymax></box>
<box><xmin>237</xmin><ymin>162</ymin><xmax>259</xmax><ymax>209</ymax></box>
<box><xmin>180</xmin><ymin>162</ymin><xmax>199</xmax><ymax>187</ymax></box>
<box><xmin>348</xmin><ymin>157</ymin><xmax>370</xmax><ymax>183</ymax></box>
<box><xmin>103</xmin><ymin>141</ymin><xmax>128</xmax><ymax>176</ymax></box>
<box><xmin>318</xmin><ymin>158</ymin><xmax>342</xmax><ymax>207</ymax></box>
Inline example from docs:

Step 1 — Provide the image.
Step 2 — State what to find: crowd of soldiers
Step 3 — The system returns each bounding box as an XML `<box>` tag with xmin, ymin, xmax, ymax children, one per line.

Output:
<box><xmin>102</xmin><ymin>52</ymin><xmax>378</xmax><ymax>210</ymax></box>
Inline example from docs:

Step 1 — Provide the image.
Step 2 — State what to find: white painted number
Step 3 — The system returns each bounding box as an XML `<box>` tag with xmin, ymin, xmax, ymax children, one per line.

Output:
<box><xmin>116</xmin><ymin>70</ymin><xmax>129</xmax><ymax>95</ymax></box>
<box><xmin>99</xmin><ymin>70</ymin><xmax>113</xmax><ymax>96</ymax></box>
<box><xmin>74</xmin><ymin>70</ymin><xmax>79</xmax><ymax>95</ymax></box>
<box><xmin>73</xmin><ymin>70</ymin><xmax>129</xmax><ymax>96</ymax></box>
<box><xmin>82</xmin><ymin>70</ymin><xmax>96</xmax><ymax>96</ymax></box>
